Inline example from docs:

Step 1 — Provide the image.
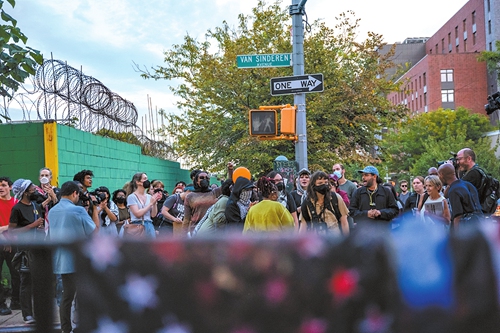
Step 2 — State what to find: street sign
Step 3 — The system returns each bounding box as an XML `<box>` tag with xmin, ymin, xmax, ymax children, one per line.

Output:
<box><xmin>236</xmin><ymin>53</ymin><xmax>292</xmax><ymax>68</ymax></box>
<box><xmin>270</xmin><ymin>74</ymin><xmax>323</xmax><ymax>96</ymax></box>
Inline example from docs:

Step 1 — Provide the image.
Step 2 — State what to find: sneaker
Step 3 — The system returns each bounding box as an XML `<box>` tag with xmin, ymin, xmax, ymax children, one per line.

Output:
<box><xmin>23</xmin><ymin>315</ymin><xmax>36</xmax><ymax>324</ymax></box>
<box><xmin>0</xmin><ymin>305</ymin><xmax>11</xmax><ymax>316</ymax></box>
<box><xmin>9</xmin><ymin>301</ymin><xmax>21</xmax><ymax>310</ymax></box>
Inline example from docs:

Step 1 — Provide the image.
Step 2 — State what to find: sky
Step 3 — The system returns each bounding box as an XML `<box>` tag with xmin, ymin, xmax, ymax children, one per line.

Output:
<box><xmin>9</xmin><ymin>0</ymin><xmax>469</xmax><ymax>128</ymax></box>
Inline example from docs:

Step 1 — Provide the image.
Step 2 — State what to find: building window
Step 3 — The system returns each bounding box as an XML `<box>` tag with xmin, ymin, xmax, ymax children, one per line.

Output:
<box><xmin>442</xmin><ymin>39</ymin><xmax>445</xmax><ymax>54</ymax></box>
<box><xmin>489</xmin><ymin>20</ymin><xmax>492</xmax><ymax>34</ymax></box>
<box><xmin>436</xmin><ymin>43</ymin><xmax>439</xmax><ymax>53</ymax></box>
<box><xmin>473</xmin><ymin>32</ymin><xmax>476</xmax><ymax>45</ymax></box>
<box><xmin>419</xmin><ymin>76</ymin><xmax>421</xmax><ymax>89</ymax></box>
<box><xmin>423</xmin><ymin>72</ymin><xmax>427</xmax><ymax>86</ymax></box>
<box><xmin>464</xmin><ymin>39</ymin><xmax>467</xmax><ymax>52</ymax></box>
<box><xmin>488</xmin><ymin>0</ymin><xmax>491</xmax><ymax>12</ymax></box>
<box><xmin>441</xmin><ymin>69</ymin><xmax>453</xmax><ymax>82</ymax></box>
<box><xmin>430</xmin><ymin>48</ymin><xmax>433</xmax><ymax>54</ymax></box>
<box><xmin>463</xmin><ymin>19</ymin><xmax>466</xmax><ymax>32</ymax></box>
<box><xmin>441</xmin><ymin>90</ymin><xmax>454</xmax><ymax>102</ymax></box>
<box><xmin>472</xmin><ymin>11</ymin><xmax>476</xmax><ymax>25</ymax></box>
<box><xmin>490</xmin><ymin>42</ymin><xmax>493</xmax><ymax>51</ymax></box>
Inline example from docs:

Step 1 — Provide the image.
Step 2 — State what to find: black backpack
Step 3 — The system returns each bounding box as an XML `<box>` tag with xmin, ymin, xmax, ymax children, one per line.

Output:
<box><xmin>304</xmin><ymin>193</ymin><xmax>343</xmax><ymax>234</ymax></box>
<box><xmin>474</xmin><ymin>166</ymin><xmax>500</xmax><ymax>214</ymax></box>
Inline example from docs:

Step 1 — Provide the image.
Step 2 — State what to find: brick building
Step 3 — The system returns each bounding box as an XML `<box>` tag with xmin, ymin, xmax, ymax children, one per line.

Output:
<box><xmin>385</xmin><ymin>0</ymin><xmax>499</xmax><ymax>120</ymax></box>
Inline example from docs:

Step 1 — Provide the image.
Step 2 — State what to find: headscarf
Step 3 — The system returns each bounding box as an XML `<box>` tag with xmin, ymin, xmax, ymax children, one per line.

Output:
<box><xmin>12</xmin><ymin>179</ymin><xmax>32</xmax><ymax>200</ymax></box>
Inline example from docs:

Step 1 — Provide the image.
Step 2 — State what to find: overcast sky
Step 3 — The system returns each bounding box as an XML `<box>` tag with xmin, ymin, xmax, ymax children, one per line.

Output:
<box><xmin>10</xmin><ymin>0</ymin><xmax>469</xmax><ymax>126</ymax></box>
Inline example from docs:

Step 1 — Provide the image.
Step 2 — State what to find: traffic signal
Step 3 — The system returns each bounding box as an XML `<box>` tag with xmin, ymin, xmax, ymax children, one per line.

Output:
<box><xmin>280</xmin><ymin>105</ymin><xmax>296</xmax><ymax>134</ymax></box>
<box><xmin>249</xmin><ymin>109</ymin><xmax>277</xmax><ymax>136</ymax></box>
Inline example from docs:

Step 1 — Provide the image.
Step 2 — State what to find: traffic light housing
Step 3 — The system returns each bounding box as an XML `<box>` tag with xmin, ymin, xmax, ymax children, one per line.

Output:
<box><xmin>249</xmin><ymin>110</ymin><xmax>277</xmax><ymax>136</ymax></box>
<box><xmin>280</xmin><ymin>105</ymin><xmax>296</xmax><ymax>134</ymax></box>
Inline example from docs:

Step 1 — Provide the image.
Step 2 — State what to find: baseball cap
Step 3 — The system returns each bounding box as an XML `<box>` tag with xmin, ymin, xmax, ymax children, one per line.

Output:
<box><xmin>357</xmin><ymin>166</ymin><xmax>379</xmax><ymax>176</ymax></box>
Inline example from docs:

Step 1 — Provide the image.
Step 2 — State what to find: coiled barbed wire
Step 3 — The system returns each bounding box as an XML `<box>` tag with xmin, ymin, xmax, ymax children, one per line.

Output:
<box><xmin>2</xmin><ymin>59</ymin><xmax>175</xmax><ymax>160</ymax></box>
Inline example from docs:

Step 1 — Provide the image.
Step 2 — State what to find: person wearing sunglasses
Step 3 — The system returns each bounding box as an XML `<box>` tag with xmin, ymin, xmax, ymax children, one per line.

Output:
<box><xmin>398</xmin><ymin>180</ymin><xmax>410</xmax><ymax>206</ymax></box>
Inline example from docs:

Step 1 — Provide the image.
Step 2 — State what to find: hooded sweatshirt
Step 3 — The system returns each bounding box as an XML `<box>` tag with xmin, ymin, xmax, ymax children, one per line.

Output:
<box><xmin>225</xmin><ymin>177</ymin><xmax>255</xmax><ymax>231</ymax></box>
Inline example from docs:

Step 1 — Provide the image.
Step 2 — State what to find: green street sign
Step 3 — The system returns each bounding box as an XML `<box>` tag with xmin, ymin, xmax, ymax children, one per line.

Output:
<box><xmin>236</xmin><ymin>53</ymin><xmax>292</xmax><ymax>68</ymax></box>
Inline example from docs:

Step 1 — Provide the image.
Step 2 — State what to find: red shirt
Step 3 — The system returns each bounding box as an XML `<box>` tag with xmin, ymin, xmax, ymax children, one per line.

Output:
<box><xmin>0</xmin><ymin>197</ymin><xmax>17</xmax><ymax>227</ymax></box>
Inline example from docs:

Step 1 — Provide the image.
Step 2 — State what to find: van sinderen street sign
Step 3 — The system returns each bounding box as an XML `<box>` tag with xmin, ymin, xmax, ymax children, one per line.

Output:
<box><xmin>270</xmin><ymin>74</ymin><xmax>323</xmax><ymax>96</ymax></box>
<box><xmin>236</xmin><ymin>53</ymin><xmax>292</xmax><ymax>68</ymax></box>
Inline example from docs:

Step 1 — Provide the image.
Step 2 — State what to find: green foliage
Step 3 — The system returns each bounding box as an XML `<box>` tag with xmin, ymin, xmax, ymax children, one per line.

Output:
<box><xmin>0</xmin><ymin>0</ymin><xmax>43</xmax><ymax>122</ymax></box>
<box><xmin>140</xmin><ymin>0</ymin><xmax>405</xmax><ymax>175</ymax></box>
<box><xmin>478</xmin><ymin>40</ymin><xmax>500</xmax><ymax>76</ymax></box>
<box><xmin>381</xmin><ymin>107</ymin><xmax>500</xmax><ymax>178</ymax></box>
<box><xmin>95</xmin><ymin>128</ymin><xmax>142</xmax><ymax>146</ymax></box>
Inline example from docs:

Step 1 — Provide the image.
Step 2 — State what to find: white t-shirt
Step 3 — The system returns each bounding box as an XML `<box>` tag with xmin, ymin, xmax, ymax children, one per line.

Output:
<box><xmin>127</xmin><ymin>193</ymin><xmax>153</xmax><ymax>222</ymax></box>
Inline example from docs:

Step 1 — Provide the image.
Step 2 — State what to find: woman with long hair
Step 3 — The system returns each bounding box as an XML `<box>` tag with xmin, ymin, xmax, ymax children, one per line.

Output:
<box><xmin>112</xmin><ymin>189</ymin><xmax>129</xmax><ymax>234</ymax></box>
<box><xmin>95</xmin><ymin>186</ymin><xmax>119</xmax><ymax>237</ymax></box>
<box><xmin>243</xmin><ymin>176</ymin><xmax>294</xmax><ymax>233</ymax></box>
<box><xmin>125</xmin><ymin>172</ymin><xmax>162</xmax><ymax>238</ymax></box>
<box><xmin>299</xmin><ymin>171</ymin><xmax>349</xmax><ymax>235</ymax></box>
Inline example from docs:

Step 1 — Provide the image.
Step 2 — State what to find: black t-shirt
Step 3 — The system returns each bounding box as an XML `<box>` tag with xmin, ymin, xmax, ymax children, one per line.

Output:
<box><xmin>461</xmin><ymin>167</ymin><xmax>483</xmax><ymax>198</ymax></box>
<box><xmin>162</xmin><ymin>194</ymin><xmax>185</xmax><ymax>223</ymax></box>
<box><xmin>10</xmin><ymin>201</ymin><xmax>44</xmax><ymax>241</ymax></box>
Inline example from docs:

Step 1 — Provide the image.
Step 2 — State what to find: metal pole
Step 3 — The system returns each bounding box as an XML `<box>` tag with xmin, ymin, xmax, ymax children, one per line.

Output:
<box><xmin>291</xmin><ymin>0</ymin><xmax>308</xmax><ymax>170</ymax></box>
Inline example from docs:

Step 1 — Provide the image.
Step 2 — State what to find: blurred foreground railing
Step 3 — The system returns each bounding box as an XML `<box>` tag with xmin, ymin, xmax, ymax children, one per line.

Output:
<box><xmin>2</xmin><ymin>220</ymin><xmax>500</xmax><ymax>333</ymax></box>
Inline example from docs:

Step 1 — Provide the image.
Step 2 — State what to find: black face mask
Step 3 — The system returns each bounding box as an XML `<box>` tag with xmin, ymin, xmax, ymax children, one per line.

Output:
<box><xmin>313</xmin><ymin>184</ymin><xmax>330</xmax><ymax>195</ymax></box>
<box><xmin>200</xmin><ymin>179</ymin><xmax>210</xmax><ymax>189</ymax></box>
<box><xmin>276</xmin><ymin>182</ymin><xmax>284</xmax><ymax>191</ymax></box>
<box><xmin>28</xmin><ymin>192</ymin><xmax>39</xmax><ymax>201</ymax></box>
<box><xmin>142</xmin><ymin>180</ymin><xmax>151</xmax><ymax>189</ymax></box>
<box><xmin>115</xmin><ymin>197</ymin><xmax>126</xmax><ymax>204</ymax></box>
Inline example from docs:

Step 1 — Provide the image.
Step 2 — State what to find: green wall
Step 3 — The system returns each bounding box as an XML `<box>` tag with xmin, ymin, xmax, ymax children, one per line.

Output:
<box><xmin>56</xmin><ymin>124</ymin><xmax>190</xmax><ymax>192</ymax></box>
<box><xmin>0</xmin><ymin>122</ymin><xmax>190</xmax><ymax>192</ymax></box>
<box><xmin>0</xmin><ymin>122</ymin><xmax>45</xmax><ymax>183</ymax></box>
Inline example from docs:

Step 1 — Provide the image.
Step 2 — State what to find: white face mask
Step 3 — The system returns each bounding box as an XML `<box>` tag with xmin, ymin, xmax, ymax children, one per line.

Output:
<box><xmin>40</xmin><ymin>176</ymin><xmax>50</xmax><ymax>184</ymax></box>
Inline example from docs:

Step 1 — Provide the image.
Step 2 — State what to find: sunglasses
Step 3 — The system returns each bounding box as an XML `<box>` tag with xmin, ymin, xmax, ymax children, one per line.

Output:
<box><xmin>401</xmin><ymin>185</ymin><xmax>407</xmax><ymax>187</ymax></box>
<box><xmin>198</xmin><ymin>176</ymin><xmax>209</xmax><ymax>180</ymax></box>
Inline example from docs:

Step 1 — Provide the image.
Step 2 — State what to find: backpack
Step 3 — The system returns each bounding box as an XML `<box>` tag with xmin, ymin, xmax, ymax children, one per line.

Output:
<box><xmin>305</xmin><ymin>193</ymin><xmax>343</xmax><ymax>234</ymax></box>
<box><xmin>474</xmin><ymin>166</ymin><xmax>500</xmax><ymax>215</ymax></box>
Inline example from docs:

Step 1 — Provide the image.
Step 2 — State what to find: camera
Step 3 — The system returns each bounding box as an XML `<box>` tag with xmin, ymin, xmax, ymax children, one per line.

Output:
<box><xmin>485</xmin><ymin>92</ymin><xmax>500</xmax><ymax>115</ymax></box>
<box><xmin>437</xmin><ymin>152</ymin><xmax>458</xmax><ymax>170</ymax></box>
<box><xmin>89</xmin><ymin>189</ymin><xmax>107</xmax><ymax>205</ymax></box>
<box><xmin>153</xmin><ymin>188</ymin><xmax>163</xmax><ymax>194</ymax></box>
<box><xmin>77</xmin><ymin>191</ymin><xmax>90</xmax><ymax>207</ymax></box>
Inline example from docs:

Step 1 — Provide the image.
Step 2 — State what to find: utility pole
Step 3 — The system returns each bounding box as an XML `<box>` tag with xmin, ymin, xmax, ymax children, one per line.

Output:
<box><xmin>290</xmin><ymin>0</ymin><xmax>308</xmax><ymax>170</ymax></box>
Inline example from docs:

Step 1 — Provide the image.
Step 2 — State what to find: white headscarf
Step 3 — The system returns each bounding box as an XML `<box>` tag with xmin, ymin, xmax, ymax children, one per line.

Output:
<box><xmin>12</xmin><ymin>179</ymin><xmax>32</xmax><ymax>200</ymax></box>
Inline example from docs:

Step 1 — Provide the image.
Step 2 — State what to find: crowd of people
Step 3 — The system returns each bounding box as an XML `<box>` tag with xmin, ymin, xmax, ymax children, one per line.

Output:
<box><xmin>0</xmin><ymin>147</ymin><xmax>496</xmax><ymax>331</ymax></box>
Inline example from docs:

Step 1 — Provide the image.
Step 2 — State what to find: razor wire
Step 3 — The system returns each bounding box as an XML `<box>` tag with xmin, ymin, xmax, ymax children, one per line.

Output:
<box><xmin>2</xmin><ymin>59</ymin><xmax>175</xmax><ymax>160</ymax></box>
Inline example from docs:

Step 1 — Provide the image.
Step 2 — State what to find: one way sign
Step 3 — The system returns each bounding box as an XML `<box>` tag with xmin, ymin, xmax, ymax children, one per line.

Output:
<box><xmin>270</xmin><ymin>73</ymin><xmax>323</xmax><ymax>96</ymax></box>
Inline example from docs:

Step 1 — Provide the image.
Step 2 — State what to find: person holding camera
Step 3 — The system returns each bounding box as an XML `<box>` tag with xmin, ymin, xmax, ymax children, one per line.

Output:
<box><xmin>349</xmin><ymin>166</ymin><xmax>399</xmax><ymax>228</ymax></box>
<box><xmin>299</xmin><ymin>171</ymin><xmax>349</xmax><ymax>235</ymax></box>
<box><xmin>73</xmin><ymin>170</ymin><xmax>99</xmax><ymax>226</ymax></box>
<box><xmin>92</xmin><ymin>186</ymin><xmax>118</xmax><ymax>237</ymax></box>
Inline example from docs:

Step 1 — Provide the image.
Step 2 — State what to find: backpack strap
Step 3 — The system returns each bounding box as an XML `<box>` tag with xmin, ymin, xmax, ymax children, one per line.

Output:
<box><xmin>327</xmin><ymin>193</ymin><xmax>343</xmax><ymax>224</ymax></box>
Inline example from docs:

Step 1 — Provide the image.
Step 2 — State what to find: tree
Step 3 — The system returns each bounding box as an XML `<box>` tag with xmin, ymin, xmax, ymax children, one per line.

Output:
<box><xmin>380</xmin><ymin>107</ymin><xmax>500</xmax><ymax>178</ymax></box>
<box><xmin>478</xmin><ymin>40</ymin><xmax>500</xmax><ymax>78</ymax></box>
<box><xmin>0</xmin><ymin>0</ymin><xmax>43</xmax><ymax>121</ymax></box>
<box><xmin>138</xmin><ymin>0</ymin><xmax>405</xmax><ymax>175</ymax></box>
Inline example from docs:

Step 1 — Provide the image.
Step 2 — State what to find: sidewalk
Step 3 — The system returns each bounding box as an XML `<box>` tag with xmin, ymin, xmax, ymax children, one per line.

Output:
<box><xmin>0</xmin><ymin>298</ymin><xmax>60</xmax><ymax>333</ymax></box>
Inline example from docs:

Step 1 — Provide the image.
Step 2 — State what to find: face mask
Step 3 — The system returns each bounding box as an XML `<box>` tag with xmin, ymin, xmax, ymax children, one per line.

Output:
<box><xmin>200</xmin><ymin>179</ymin><xmax>210</xmax><ymax>189</ymax></box>
<box><xmin>28</xmin><ymin>192</ymin><xmax>39</xmax><ymax>201</ymax></box>
<box><xmin>40</xmin><ymin>176</ymin><xmax>50</xmax><ymax>185</ymax></box>
<box><xmin>314</xmin><ymin>184</ymin><xmax>330</xmax><ymax>195</ymax></box>
<box><xmin>142</xmin><ymin>180</ymin><xmax>151</xmax><ymax>189</ymax></box>
<box><xmin>239</xmin><ymin>189</ymin><xmax>252</xmax><ymax>204</ymax></box>
<box><xmin>276</xmin><ymin>182</ymin><xmax>284</xmax><ymax>191</ymax></box>
<box><xmin>116</xmin><ymin>197</ymin><xmax>126</xmax><ymax>204</ymax></box>
<box><xmin>333</xmin><ymin>171</ymin><xmax>342</xmax><ymax>179</ymax></box>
